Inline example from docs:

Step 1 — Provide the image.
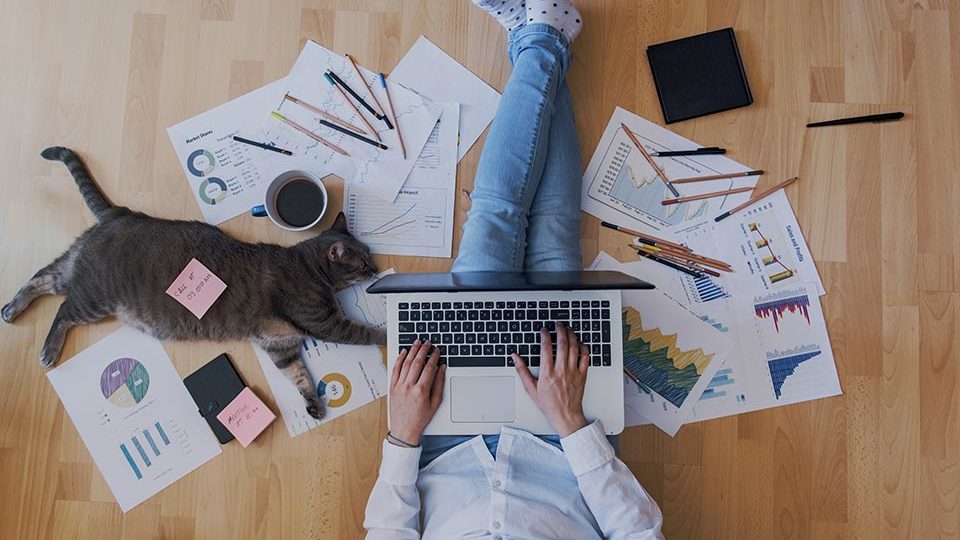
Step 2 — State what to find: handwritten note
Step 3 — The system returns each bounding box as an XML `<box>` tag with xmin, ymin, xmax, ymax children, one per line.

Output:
<box><xmin>165</xmin><ymin>258</ymin><xmax>227</xmax><ymax>319</ymax></box>
<box><xmin>216</xmin><ymin>387</ymin><xmax>276</xmax><ymax>447</ymax></box>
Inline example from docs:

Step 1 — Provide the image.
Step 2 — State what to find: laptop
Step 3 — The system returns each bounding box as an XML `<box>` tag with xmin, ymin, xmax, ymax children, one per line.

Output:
<box><xmin>367</xmin><ymin>271</ymin><xmax>654</xmax><ymax>435</ymax></box>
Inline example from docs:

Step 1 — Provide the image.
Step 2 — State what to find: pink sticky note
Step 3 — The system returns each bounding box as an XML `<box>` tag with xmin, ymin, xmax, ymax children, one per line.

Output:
<box><xmin>165</xmin><ymin>258</ymin><xmax>227</xmax><ymax>319</ymax></box>
<box><xmin>216</xmin><ymin>387</ymin><xmax>276</xmax><ymax>447</ymax></box>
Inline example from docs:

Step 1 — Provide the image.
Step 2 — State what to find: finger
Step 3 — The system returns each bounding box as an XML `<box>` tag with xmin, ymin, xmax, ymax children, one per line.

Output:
<box><xmin>513</xmin><ymin>353</ymin><xmax>539</xmax><ymax>396</ymax></box>
<box><xmin>418</xmin><ymin>346</ymin><xmax>442</xmax><ymax>386</ymax></box>
<box><xmin>398</xmin><ymin>340</ymin><xmax>419</xmax><ymax>382</ymax></box>
<box><xmin>429</xmin><ymin>365</ymin><xmax>446</xmax><ymax>408</ymax></box>
<box><xmin>555</xmin><ymin>322</ymin><xmax>568</xmax><ymax>373</ymax></box>
<box><xmin>567</xmin><ymin>326</ymin><xmax>580</xmax><ymax>370</ymax></box>
<box><xmin>579</xmin><ymin>342</ymin><xmax>590</xmax><ymax>373</ymax></box>
<box><xmin>540</xmin><ymin>327</ymin><xmax>554</xmax><ymax>377</ymax></box>
<box><xmin>405</xmin><ymin>340</ymin><xmax>432</xmax><ymax>384</ymax></box>
<box><xmin>391</xmin><ymin>348</ymin><xmax>408</xmax><ymax>387</ymax></box>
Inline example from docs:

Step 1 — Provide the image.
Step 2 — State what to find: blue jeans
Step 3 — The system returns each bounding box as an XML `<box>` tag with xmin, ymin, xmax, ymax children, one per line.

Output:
<box><xmin>424</xmin><ymin>24</ymin><xmax>609</xmax><ymax>468</ymax></box>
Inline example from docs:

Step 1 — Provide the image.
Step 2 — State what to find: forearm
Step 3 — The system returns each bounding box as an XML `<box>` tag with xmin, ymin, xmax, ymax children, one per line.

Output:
<box><xmin>363</xmin><ymin>440</ymin><xmax>424</xmax><ymax>539</ymax></box>
<box><xmin>562</xmin><ymin>421</ymin><xmax>664</xmax><ymax>539</ymax></box>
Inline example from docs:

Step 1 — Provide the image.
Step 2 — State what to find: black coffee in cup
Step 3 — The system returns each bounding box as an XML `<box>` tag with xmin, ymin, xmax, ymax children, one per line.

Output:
<box><xmin>275</xmin><ymin>178</ymin><xmax>326</xmax><ymax>228</ymax></box>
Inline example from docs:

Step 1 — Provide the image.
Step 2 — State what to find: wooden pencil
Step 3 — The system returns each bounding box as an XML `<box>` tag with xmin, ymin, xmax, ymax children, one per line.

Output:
<box><xmin>715</xmin><ymin>176</ymin><xmax>799</xmax><ymax>222</ymax></box>
<box><xmin>323</xmin><ymin>72</ymin><xmax>381</xmax><ymax>142</ymax></box>
<box><xmin>638</xmin><ymin>245</ymin><xmax>722</xmax><ymax>277</ymax></box>
<box><xmin>600</xmin><ymin>221</ymin><xmax>690</xmax><ymax>252</ymax></box>
<box><xmin>636</xmin><ymin>249</ymin><xmax>703</xmax><ymax>278</ymax></box>
<box><xmin>620</xmin><ymin>123</ymin><xmax>680</xmax><ymax>197</ymax></box>
<box><xmin>270</xmin><ymin>111</ymin><xmax>350</xmax><ymax>157</ymax></box>
<box><xmin>379</xmin><ymin>73</ymin><xmax>406</xmax><ymax>160</ymax></box>
<box><xmin>661</xmin><ymin>186</ymin><xmax>755</xmax><ymax>205</ymax></box>
<box><xmin>345</xmin><ymin>54</ymin><xmax>388</xmax><ymax>119</ymax></box>
<box><xmin>284</xmin><ymin>94</ymin><xmax>367</xmax><ymax>135</ymax></box>
<box><xmin>670</xmin><ymin>169</ymin><xmax>765</xmax><ymax>185</ymax></box>
<box><xmin>632</xmin><ymin>241</ymin><xmax>732</xmax><ymax>272</ymax></box>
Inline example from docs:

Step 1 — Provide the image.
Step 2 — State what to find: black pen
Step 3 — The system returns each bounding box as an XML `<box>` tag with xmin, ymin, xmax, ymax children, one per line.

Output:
<box><xmin>317</xmin><ymin>117</ymin><xmax>388</xmax><ymax>150</ymax></box>
<box><xmin>232</xmin><ymin>136</ymin><xmax>292</xmax><ymax>155</ymax></box>
<box><xmin>326</xmin><ymin>70</ymin><xmax>392</xmax><ymax>127</ymax></box>
<box><xmin>636</xmin><ymin>250</ymin><xmax>703</xmax><ymax>278</ymax></box>
<box><xmin>652</xmin><ymin>147</ymin><xmax>726</xmax><ymax>157</ymax></box>
<box><xmin>807</xmin><ymin>112</ymin><xmax>904</xmax><ymax>128</ymax></box>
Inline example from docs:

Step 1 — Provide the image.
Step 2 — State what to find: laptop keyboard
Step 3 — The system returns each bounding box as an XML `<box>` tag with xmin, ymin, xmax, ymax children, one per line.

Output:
<box><xmin>397</xmin><ymin>300</ymin><xmax>613</xmax><ymax>368</ymax></box>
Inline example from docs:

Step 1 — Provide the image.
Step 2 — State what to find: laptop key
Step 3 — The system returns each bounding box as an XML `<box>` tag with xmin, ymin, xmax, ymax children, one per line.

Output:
<box><xmin>442</xmin><ymin>334</ymin><xmax>452</xmax><ymax>344</ymax></box>
<box><xmin>466</xmin><ymin>334</ymin><xmax>476</xmax><ymax>344</ymax></box>
<box><xmin>399</xmin><ymin>323</ymin><xmax>414</xmax><ymax>333</ymax></box>
<box><xmin>411</xmin><ymin>302</ymin><xmax>420</xmax><ymax>309</ymax></box>
<box><xmin>550</xmin><ymin>309</ymin><xmax>570</xmax><ymax>319</ymax></box>
<box><xmin>456</xmin><ymin>311</ymin><xmax>467</xmax><ymax>320</ymax></box>
<box><xmin>519</xmin><ymin>344</ymin><xmax>530</xmax><ymax>356</ymax></box>
<box><xmin>399</xmin><ymin>311</ymin><xmax>409</xmax><ymax>321</ymax></box>
<box><xmin>510</xmin><ymin>321</ymin><xmax>520</xmax><ymax>332</ymax></box>
<box><xmin>601</xmin><ymin>300</ymin><xmax>610</xmax><ymax>307</ymax></box>
<box><xmin>448</xmin><ymin>357</ymin><xmax>506</xmax><ymax>368</ymax></box>
<box><xmin>464</xmin><ymin>322</ymin><xmax>473</xmax><ymax>332</ymax></box>
<box><xmin>492</xmin><ymin>310</ymin><xmax>502</xmax><ymax>320</ymax></box>
<box><xmin>490</xmin><ymin>333</ymin><xmax>500</xmax><ymax>343</ymax></box>
<box><xmin>453</xmin><ymin>302</ymin><xmax>462</xmax><ymax>309</ymax></box>
<box><xmin>454</xmin><ymin>334</ymin><xmax>465</xmax><ymax>344</ymax></box>
<box><xmin>514</xmin><ymin>310</ymin><xmax>525</xmax><ymax>320</ymax></box>
<box><xmin>501</xmin><ymin>333</ymin><xmax>511</xmax><ymax>343</ymax></box>
<box><xmin>468</xmin><ymin>310</ymin><xmax>479</xmax><ymax>320</ymax></box>
<box><xmin>452</xmin><ymin>322</ymin><xmax>462</xmax><ymax>332</ymax></box>
<box><xmin>602</xmin><ymin>356</ymin><xmax>611</xmax><ymax>366</ymax></box>
<box><xmin>442</xmin><ymin>302</ymin><xmax>451</xmax><ymax>309</ymax></box>
<box><xmin>471</xmin><ymin>345</ymin><xmax>483</xmax><ymax>355</ymax></box>
<box><xmin>512</xmin><ymin>333</ymin><xmax>524</xmax><ymax>343</ymax></box>
<box><xmin>464</xmin><ymin>302</ymin><xmax>473</xmax><ymax>309</ymax></box>
<box><xmin>478</xmin><ymin>333</ymin><xmax>488</xmax><ymax>344</ymax></box>
<box><xmin>592</xmin><ymin>356</ymin><xmax>601</xmax><ymax>366</ymax></box>
<box><xmin>440</xmin><ymin>322</ymin><xmax>450</xmax><ymax>332</ymax></box>
<box><xmin>480</xmin><ymin>310</ymin><xmax>491</xmax><ymax>319</ymax></box>
<box><xmin>486</xmin><ymin>321</ymin><xmax>497</xmax><ymax>332</ymax></box>
<box><xmin>485</xmin><ymin>302</ymin><xmax>494</xmax><ymax>309</ymax></box>
<box><xmin>416</xmin><ymin>323</ymin><xmax>427</xmax><ymax>332</ymax></box>
<box><xmin>602</xmin><ymin>322</ymin><xmax>611</xmax><ymax>341</ymax></box>
<box><xmin>459</xmin><ymin>345</ymin><xmax>470</xmax><ymax>355</ymax></box>
<box><xmin>524</xmin><ymin>333</ymin><xmax>536</xmax><ymax>344</ymax></box>
<box><xmin>521</xmin><ymin>321</ymin><xmax>531</xmax><ymax>331</ymax></box>
<box><xmin>495</xmin><ymin>344</ymin><xmax>506</xmax><ymax>355</ymax></box>
<box><xmin>483</xmin><ymin>345</ymin><xmax>494</xmax><ymax>355</ymax></box>
<box><xmin>433</xmin><ymin>310</ymin><xmax>443</xmax><ymax>320</ymax></box>
<box><xmin>428</xmin><ymin>322</ymin><xmax>438</xmax><ymax>332</ymax></box>
<box><xmin>399</xmin><ymin>302</ymin><xmax>409</xmax><ymax>309</ymax></box>
<box><xmin>503</xmin><ymin>310</ymin><xmax>514</xmax><ymax>320</ymax></box>
<box><xmin>431</xmin><ymin>334</ymin><xmax>441</xmax><ymax>343</ymax></box>
<box><xmin>399</xmin><ymin>333</ymin><xmax>416</xmax><ymax>345</ymax></box>
<box><xmin>410</xmin><ymin>311</ymin><xmax>421</xmax><ymax>321</ymax></box>
<box><xmin>498</xmin><ymin>322</ymin><xmax>508</xmax><ymax>332</ymax></box>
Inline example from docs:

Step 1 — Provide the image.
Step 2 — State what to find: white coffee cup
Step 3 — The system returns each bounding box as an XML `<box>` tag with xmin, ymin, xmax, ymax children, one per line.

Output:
<box><xmin>251</xmin><ymin>170</ymin><xmax>328</xmax><ymax>231</ymax></box>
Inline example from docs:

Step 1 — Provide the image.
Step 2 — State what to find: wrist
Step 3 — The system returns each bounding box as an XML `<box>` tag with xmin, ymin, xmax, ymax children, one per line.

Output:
<box><xmin>388</xmin><ymin>428</ymin><xmax>422</xmax><ymax>447</ymax></box>
<box><xmin>554</xmin><ymin>412</ymin><xmax>589</xmax><ymax>437</ymax></box>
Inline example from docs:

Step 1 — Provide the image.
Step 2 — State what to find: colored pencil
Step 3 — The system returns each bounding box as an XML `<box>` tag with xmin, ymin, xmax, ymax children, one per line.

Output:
<box><xmin>284</xmin><ymin>94</ymin><xmax>367</xmax><ymax>135</ymax></box>
<box><xmin>670</xmin><ymin>169</ymin><xmax>764</xmax><ymax>185</ymax></box>
<box><xmin>623</xmin><ymin>366</ymin><xmax>641</xmax><ymax>385</ymax></box>
<box><xmin>379</xmin><ymin>73</ymin><xmax>406</xmax><ymax>160</ymax></box>
<box><xmin>652</xmin><ymin>147</ymin><xmax>726</xmax><ymax>157</ymax></box>
<box><xmin>807</xmin><ymin>111</ymin><xmax>904</xmax><ymax>127</ymax></box>
<box><xmin>316</xmin><ymin>117</ymin><xmax>387</xmax><ymax>149</ymax></box>
<box><xmin>270</xmin><ymin>111</ymin><xmax>350</xmax><ymax>157</ymax></box>
<box><xmin>661</xmin><ymin>186</ymin><xmax>754</xmax><ymax>206</ymax></box>
<box><xmin>636</xmin><ymin>249</ymin><xmax>703</xmax><ymax>278</ymax></box>
<box><xmin>232</xmin><ymin>136</ymin><xmax>292</xmax><ymax>155</ymax></box>
<box><xmin>345</xmin><ymin>54</ymin><xmax>391</xmax><ymax>128</ymax></box>
<box><xmin>323</xmin><ymin>72</ymin><xmax>381</xmax><ymax>142</ymax></box>
<box><xmin>620</xmin><ymin>123</ymin><xmax>680</xmax><ymax>197</ymax></box>
<box><xmin>632</xmin><ymin>241</ymin><xmax>732</xmax><ymax>272</ymax></box>
<box><xmin>637</xmin><ymin>245</ymin><xmax>722</xmax><ymax>278</ymax></box>
<box><xmin>600</xmin><ymin>221</ymin><xmax>690</xmax><ymax>252</ymax></box>
<box><xmin>327</xmin><ymin>70</ymin><xmax>387</xmax><ymax>124</ymax></box>
<box><xmin>715</xmin><ymin>176</ymin><xmax>799</xmax><ymax>222</ymax></box>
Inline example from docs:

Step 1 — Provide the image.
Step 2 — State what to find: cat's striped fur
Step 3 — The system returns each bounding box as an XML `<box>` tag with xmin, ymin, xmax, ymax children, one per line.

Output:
<box><xmin>2</xmin><ymin>147</ymin><xmax>383</xmax><ymax>419</ymax></box>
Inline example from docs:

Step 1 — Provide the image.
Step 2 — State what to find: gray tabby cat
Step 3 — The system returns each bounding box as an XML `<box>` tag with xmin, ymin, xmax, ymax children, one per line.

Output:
<box><xmin>1</xmin><ymin>147</ymin><xmax>385</xmax><ymax>420</ymax></box>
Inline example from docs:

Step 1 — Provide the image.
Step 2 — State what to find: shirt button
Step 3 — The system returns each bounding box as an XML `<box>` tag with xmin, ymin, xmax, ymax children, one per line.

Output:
<box><xmin>493</xmin><ymin>521</ymin><xmax>502</xmax><ymax>530</ymax></box>
<box><xmin>492</xmin><ymin>479</ymin><xmax>502</xmax><ymax>488</ymax></box>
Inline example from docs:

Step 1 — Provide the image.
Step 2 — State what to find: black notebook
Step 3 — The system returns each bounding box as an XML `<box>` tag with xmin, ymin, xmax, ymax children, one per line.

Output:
<box><xmin>183</xmin><ymin>353</ymin><xmax>246</xmax><ymax>444</ymax></box>
<box><xmin>646</xmin><ymin>28</ymin><xmax>753</xmax><ymax>124</ymax></box>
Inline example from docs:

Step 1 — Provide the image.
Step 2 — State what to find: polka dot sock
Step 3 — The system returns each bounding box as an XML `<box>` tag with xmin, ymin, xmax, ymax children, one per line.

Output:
<box><xmin>471</xmin><ymin>0</ymin><xmax>528</xmax><ymax>32</ymax></box>
<box><xmin>526</xmin><ymin>0</ymin><xmax>582</xmax><ymax>43</ymax></box>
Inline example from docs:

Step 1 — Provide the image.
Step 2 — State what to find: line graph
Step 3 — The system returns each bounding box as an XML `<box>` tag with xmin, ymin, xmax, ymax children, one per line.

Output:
<box><xmin>346</xmin><ymin>187</ymin><xmax>445</xmax><ymax>248</ymax></box>
<box><xmin>749</xmin><ymin>222</ymin><xmax>796</xmax><ymax>284</ymax></box>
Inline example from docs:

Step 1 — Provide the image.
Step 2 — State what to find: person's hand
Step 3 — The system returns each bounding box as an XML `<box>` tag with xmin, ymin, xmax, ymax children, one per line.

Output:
<box><xmin>388</xmin><ymin>340</ymin><xmax>446</xmax><ymax>446</ymax></box>
<box><xmin>512</xmin><ymin>323</ymin><xmax>590</xmax><ymax>437</ymax></box>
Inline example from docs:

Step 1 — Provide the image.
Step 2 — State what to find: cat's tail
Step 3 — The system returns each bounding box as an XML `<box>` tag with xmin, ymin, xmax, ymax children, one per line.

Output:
<box><xmin>41</xmin><ymin>146</ymin><xmax>115</xmax><ymax>221</ymax></box>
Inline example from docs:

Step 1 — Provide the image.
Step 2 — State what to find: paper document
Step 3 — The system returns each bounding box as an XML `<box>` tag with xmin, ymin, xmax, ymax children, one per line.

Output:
<box><xmin>345</xmin><ymin>103</ymin><xmax>459</xmax><ymax>258</ymax></box>
<box><xmin>255</xmin><ymin>270</ymin><xmax>393</xmax><ymax>437</ymax></box>
<box><xmin>167</xmin><ymin>79</ymin><xmax>287</xmax><ymax>225</ymax></box>
<box><xmin>260</xmin><ymin>41</ymin><xmax>442</xmax><ymax>202</ymax></box>
<box><xmin>47</xmin><ymin>327</ymin><xmax>221</xmax><ymax>512</ymax></box>
<box><xmin>390</xmin><ymin>36</ymin><xmax>501</xmax><ymax>161</ymax></box>
<box><xmin>582</xmin><ymin>107</ymin><xmax>760</xmax><ymax>238</ymax></box>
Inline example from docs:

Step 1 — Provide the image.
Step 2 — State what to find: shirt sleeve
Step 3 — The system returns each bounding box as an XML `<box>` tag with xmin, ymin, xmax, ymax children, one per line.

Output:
<box><xmin>561</xmin><ymin>421</ymin><xmax>665</xmax><ymax>540</ymax></box>
<box><xmin>363</xmin><ymin>439</ymin><xmax>423</xmax><ymax>539</ymax></box>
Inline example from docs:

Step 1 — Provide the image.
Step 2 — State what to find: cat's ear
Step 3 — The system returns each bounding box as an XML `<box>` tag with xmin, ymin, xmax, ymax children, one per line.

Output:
<box><xmin>329</xmin><ymin>212</ymin><xmax>349</xmax><ymax>233</ymax></box>
<box><xmin>327</xmin><ymin>241</ymin><xmax>346</xmax><ymax>261</ymax></box>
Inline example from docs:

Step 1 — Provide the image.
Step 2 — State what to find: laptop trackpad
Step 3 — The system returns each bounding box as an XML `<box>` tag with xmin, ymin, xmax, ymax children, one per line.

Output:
<box><xmin>450</xmin><ymin>376</ymin><xmax>516</xmax><ymax>423</ymax></box>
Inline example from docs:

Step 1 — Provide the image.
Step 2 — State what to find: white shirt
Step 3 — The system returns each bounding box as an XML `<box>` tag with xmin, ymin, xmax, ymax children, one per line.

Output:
<box><xmin>364</xmin><ymin>421</ymin><xmax>664</xmax><ymax>539</ymax></box>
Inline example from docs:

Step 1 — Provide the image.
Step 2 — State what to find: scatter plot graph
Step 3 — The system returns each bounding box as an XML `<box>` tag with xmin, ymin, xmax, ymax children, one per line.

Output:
<box><xmin>753</xmin><ymin>287</ymin><xmax>812</xmax><ymax>332</ymax></box>
<box><xmin>100</xmin><ymin>358</ymin><xmax>150</xmax><ymax>407</ymax></box>
<box><xmin>767</xmin><ymin>345</ymin><xmax>823</xmax><ymax>399</ymax></box>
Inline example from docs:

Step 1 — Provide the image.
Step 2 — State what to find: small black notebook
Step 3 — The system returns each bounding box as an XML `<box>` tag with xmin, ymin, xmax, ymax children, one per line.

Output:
<box><xmin>183</xmin><ymin>353</ymin><xmax>246</xmax><ymax>444</ymax></box>
<box><xmin>646</xmin><ymin>28</ymin><xmax>753</xmax><ymax>124</ymax></box>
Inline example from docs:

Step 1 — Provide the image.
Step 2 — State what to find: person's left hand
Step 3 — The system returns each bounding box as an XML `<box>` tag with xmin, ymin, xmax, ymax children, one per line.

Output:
<box><xmin>388</xmin><ymin>340</ymin><xmax>446</xmax><ymax>446</ymax></box>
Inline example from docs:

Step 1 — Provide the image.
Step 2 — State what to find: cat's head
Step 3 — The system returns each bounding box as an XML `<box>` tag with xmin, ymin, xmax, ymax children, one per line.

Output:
<box><xmin>307</xmin><ymin>212</ymin><xmax>378</xmax><ymax>288</ymax></box>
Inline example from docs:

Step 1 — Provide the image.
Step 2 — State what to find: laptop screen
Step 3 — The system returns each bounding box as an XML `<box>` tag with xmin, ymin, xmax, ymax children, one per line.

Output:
<box><xmin>366</xmin><ymin>271</ymin><xmax>654</xmax><ymax>294</ymax></box>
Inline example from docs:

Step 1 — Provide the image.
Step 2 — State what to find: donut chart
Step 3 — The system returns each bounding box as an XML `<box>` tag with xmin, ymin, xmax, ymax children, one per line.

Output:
<box><xmin>186</xmin><ymin>149</ymin><xmax>216</xmax><ymax>177</ymax></box>
<box><xmin>198</xmin><ymin>177</ymin><xmax>228</xmax><ymax>205</ymax></box>
<box><xmin>317</xmin><ymin>372</ymin><xmax>352</xmax><ymax>408</ymax></box>
<box><xmin>100</xmin><ymin>358</ymin><xmax>150</xmax><ymax>408</ymax></box>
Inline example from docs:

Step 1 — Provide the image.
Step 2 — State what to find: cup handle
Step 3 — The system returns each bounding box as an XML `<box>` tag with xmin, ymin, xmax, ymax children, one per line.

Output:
<box><xmin>251</xmin><ymin>205</ymin><xmax>268</xmax><ymax>217</ymax></box>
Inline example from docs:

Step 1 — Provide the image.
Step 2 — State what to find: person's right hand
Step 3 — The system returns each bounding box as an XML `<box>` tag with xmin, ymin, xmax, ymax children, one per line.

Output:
<box><xmin>512</xmin><ymin>323</ymin><xmax>590</xmax><ymax>437</ymax></box>
<box><xmin>388</xmin><ymin>340</ymin><xmax>446</xmax><ymax>446</ymax></box>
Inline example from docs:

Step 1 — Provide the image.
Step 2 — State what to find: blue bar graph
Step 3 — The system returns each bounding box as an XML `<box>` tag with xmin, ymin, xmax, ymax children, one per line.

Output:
<box><xmin>132</xmin><ymin>436</ymin><xmax>151</xmax><ymax>467</ymax></box>
<box><xmin>700</xmin><ymin>368</ymin><xmax>735</xmax><ymax>400</ymax></box>
<box><xmin>155</xmin><ymin>422</ymin><xmax>170</xmax><ymax>445</ymax></box>
<box><xmin>769</xmin><ymin>350</ymin><xmax>822</xmax><ymax>398</ymax></box>
<box><xmin>143</xmin><ymin>429</ymin><xmax>160</xmax><ymax>456</ymax></box>
<box><xmin>693</xmin><ymin>275</ymin><xmax>727</xmax><ymax>302</ymax></box>
<box><xmin>120</xmin><ymin>443</ymin><xmax>142</xmax><ymax>480</ymax></box>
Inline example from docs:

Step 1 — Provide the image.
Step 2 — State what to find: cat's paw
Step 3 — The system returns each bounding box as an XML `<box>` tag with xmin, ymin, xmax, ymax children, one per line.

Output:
<box><xmin>39</xmin><ymin>347</ymin><xmax>58</xmax><ymax>368</ymax></box>
<box><xmin>305</xmin><ymin>395</ymin><xmax>326</xmax><ymax>420</ymax></box>
<box><xmin>1</xmin><ymin>302</ymin><xmax>17</xmax><ymax>323</ymax></box>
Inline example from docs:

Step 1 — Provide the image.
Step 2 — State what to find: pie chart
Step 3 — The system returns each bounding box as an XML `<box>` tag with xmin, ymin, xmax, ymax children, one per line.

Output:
<box><xmin>317</xmin><ymin>372</ymin><xmax>352</xmax><ymax>408</ymax></box>
<box><xmin>100</xmin><ymin>358</ymin><xmax>150</xmax><ymax>407</ymax></box>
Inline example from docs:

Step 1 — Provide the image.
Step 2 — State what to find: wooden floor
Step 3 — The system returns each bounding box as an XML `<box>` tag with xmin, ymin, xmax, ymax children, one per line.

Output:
<box><xmin>0</xmin><ymin>0</ymin><xmax>956</xmax><ymax>538</ymax></box>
